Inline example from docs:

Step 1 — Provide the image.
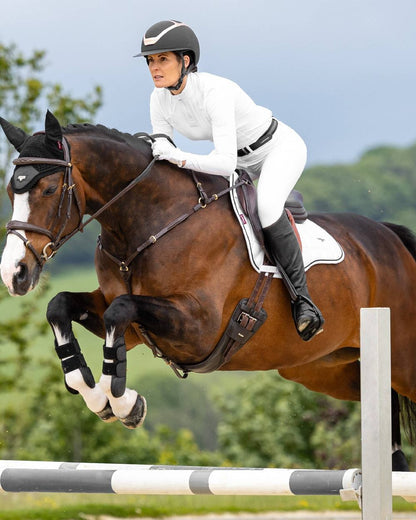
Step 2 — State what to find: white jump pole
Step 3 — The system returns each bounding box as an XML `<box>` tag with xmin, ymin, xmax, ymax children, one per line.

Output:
<box><xmin>0</xmin><ymin>461</ymin><xmax>361</xmax><ymax>495</ymax></box>
<box><xmin>360</xmin><ymin>307</ymin><xmax>392</xmax><ymax>519</ymax></box>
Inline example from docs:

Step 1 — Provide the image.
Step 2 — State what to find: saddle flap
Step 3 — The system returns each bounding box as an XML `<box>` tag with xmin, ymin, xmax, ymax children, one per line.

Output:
<box><xmin>235</xmin><ymin>170</ymin><xmax>264</xmax><ymax>247</ymax></box>
<box><xmin>234</xmin><ymin>170</ymin><xmax>308</xmax><ymax>251</ymax></box>
<box><xmin>235</xmin><ymin>170</ymin><xmax>308</xmax><ymax>225</ymax></box>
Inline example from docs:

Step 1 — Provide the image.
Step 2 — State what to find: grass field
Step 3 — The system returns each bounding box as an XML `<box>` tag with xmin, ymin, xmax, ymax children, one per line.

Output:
<box><xmin>0</xmin><ymin>492</ymin><xmax>416</xmax><ymax>519</ymax></box>
<box><xmin>0</xmin><ymin>493</ymin><xmax>362</xmax><ymax>520</ymax></box>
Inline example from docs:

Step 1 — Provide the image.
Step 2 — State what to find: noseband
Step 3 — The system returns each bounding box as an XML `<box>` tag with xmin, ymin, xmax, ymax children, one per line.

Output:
<box><xmin>6</xmin><ymin>137</ymin><xmax>83</xmax><ymax>266</ymax></box>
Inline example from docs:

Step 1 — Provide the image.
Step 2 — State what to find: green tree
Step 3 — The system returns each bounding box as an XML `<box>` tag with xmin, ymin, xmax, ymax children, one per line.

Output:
<box><xmin>0</xmin><ymin>361</ymin><xmax>224</xmax><ymax>467</ymax></box>
<box><xmin>297</xmin><ymin>142</ymin><xmax>416</xmax><ymax>231</ymax></box>
<box><xmin>135</xmin><ymin>373</ymin><xmax>219</xmax><ymax>450</ymax></box>
<box><xmin>216</xmin><ymin>372</ymin><xmax>361</xmax><ymax>469</ymax></box>
<box><xmin>0</xmin><ymin>43</ymin><xmax>102</xmax><ymax>400</ymax></box>
<box><xmin>0</xmin><ymin>43</ymin><xmax>102</xmax><ymax>182</ymax></box>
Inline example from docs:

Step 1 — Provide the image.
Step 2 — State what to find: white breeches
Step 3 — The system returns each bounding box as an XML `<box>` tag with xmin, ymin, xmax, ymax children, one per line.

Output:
<box><xmin>238</xmin><ymin>120</ymin><xmax>307</xmax><ymax>228</ymax></box>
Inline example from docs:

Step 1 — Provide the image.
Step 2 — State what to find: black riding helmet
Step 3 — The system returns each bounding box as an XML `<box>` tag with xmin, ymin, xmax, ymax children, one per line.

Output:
<box><xmin>135</xmin><ymin>20</ymin><xmax>200</xmax><ymax>91</ymax></box>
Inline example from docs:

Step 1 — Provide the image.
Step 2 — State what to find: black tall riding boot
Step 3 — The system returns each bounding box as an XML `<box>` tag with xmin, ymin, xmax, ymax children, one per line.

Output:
<box><xmin>262</xmin><ymin>212</ymin><xmax>324</xmax><ymax>341</ymax></box>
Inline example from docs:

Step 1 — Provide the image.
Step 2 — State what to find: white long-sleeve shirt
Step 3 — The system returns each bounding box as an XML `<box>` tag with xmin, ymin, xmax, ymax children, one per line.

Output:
<box><xmin>150</xmin><ymin>72</ymin><xmax>272</xmax><ymax>176</ymax></box>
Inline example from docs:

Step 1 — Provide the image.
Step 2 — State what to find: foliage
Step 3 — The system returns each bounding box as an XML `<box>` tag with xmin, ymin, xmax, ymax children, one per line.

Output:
<box><xmin>135</xmin><ymin>372</ymin><xmax>219</xmax><ymax>450</ymax></box>
<box><xmin>0</xmin><ymin>41</ymin><xmax>102</xmax><ymax>400</ymax></box>
<box><xmin>216</xmin><ymin>371</ymin><xmax>361</xmax><ymax>469</ymax></box>
<box><xmin>0</xmin><ymin>280</ymin><xmax>49</xmax><ymax>393</ymax></box>
<box><xmin>297</xmin><ymin>142</ymin><xmax>416</xmax><ymax>231</ymax></box>
<box><xmin>0</xmin><ymin>360</ymin><xmax>223</xmax><ymax>467</ymax></box>
<box><xmin>0</xmin><ymin>41</ymin><xmax>102</xmax><ymax>159</ymax></box>
<box><xmin>0</xmin><ymin>42</ymin><xmax>103</xmax><ymax>230</ymax></box>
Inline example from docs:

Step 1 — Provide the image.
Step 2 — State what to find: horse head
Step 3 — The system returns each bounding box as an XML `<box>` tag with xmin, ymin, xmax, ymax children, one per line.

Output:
<box><xmin>0</xmin><ymin>111</ymin><xmax>85</xmax><ymax>295</ymax></box>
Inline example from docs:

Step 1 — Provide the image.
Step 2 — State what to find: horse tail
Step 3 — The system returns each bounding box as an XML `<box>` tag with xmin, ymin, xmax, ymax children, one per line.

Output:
<box><xmin>383</xmin><ymin>221</ymin><xmax>416</xmax><ymax>446</ymax></box>
<box><xmin>382</xmin><ymin>221</ymin><xmax>416</xmax><ymax>260</ymax></box>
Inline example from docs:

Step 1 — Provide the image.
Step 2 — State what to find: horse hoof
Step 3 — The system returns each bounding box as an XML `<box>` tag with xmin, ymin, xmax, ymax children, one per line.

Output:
<box><xmin>119</xmin><ymin>394</ymin><xmax>147</xmax><ymax>429</ymax></box>
<box><xmin>96</xmin><ymin>401</ymin><xmax>117</xmax><ymax>423</ymax></box>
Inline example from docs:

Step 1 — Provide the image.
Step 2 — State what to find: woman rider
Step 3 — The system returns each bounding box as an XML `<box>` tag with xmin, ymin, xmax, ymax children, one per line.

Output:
<box><xmin>136</xmin><ymin>20</ymin><xmax>324</xmax><ymax>341</ymax></box>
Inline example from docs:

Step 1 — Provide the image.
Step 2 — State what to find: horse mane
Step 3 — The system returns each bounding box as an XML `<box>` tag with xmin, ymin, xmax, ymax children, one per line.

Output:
<box><xmin>63</xmin><ymin>123</ymin><xmax>151</xmax><ymax>153</ymax></box>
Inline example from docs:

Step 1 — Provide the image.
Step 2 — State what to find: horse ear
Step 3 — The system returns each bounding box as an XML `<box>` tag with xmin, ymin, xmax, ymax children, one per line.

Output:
<box><xmin>45</xmin><ymin>110</ymin><xmax>63</xmax><ymax>144</ymax></box>
<box><xmin>0</xmin><ymin>117</ymin><xmax>29</xmax><ymax>152</ymax></box>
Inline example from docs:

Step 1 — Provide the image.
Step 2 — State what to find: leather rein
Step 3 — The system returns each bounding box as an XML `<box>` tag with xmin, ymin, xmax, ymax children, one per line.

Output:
<box><xmin>7</xmin><ymin>134</ymin><xmax>248</xmax><ymax>287</ymax></box>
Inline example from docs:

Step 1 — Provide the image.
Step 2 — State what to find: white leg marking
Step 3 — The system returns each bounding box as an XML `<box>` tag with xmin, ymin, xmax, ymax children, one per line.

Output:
<box><xmin>52</xmin><ymin>323</ymin><xmax>108</xmax><ymax>414</ymax></box>
<box><xmin>98</xmin><ymin>327</ymin><xmax>138</xmax><ymax>419</ymax></box>
<box><xmin>0</xmin><ymin>193</ymin><xmax>30</xmax><ymax>292</ymax></box>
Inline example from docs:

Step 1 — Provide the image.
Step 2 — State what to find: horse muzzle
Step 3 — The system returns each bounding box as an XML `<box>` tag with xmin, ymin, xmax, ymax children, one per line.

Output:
<box><xmin>0</xmin><ymin>232</ymin><xmax>43</xmax><ymax>296</ymax></box>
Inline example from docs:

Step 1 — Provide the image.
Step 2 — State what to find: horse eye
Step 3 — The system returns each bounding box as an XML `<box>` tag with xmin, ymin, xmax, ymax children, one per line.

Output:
<box><xmin>43</xmin><ymin>185</ymin><xmax>58</xmax><ymax>196</ymax></box>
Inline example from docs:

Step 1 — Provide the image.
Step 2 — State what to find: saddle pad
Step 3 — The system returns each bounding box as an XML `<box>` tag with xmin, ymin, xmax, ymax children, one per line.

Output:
<box><xmin>229</xmin><ymin>172</ymin><xmax>345</xmax><ymax>278</ymax></box>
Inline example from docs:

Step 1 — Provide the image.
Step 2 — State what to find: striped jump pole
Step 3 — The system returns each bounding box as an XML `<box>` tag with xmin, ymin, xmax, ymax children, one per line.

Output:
<box><xmin>0</xmin><ymin>460</ymin><xmax>361</xmax><ymax>497</ymax></box>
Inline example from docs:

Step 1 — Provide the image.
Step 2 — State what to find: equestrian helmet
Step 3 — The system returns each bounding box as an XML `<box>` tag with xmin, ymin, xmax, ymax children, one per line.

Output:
<box><xmin>136</xmin><ymin>20</ymin><xmax>200</xmax><ymax>65</ymax></box>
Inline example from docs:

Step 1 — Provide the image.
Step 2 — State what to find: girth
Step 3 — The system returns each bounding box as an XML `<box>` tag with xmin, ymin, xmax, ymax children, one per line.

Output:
<box><xmin>140</xmin><ymin>269</ymin><xmax>273</xmax><ymax>378</ymax></box>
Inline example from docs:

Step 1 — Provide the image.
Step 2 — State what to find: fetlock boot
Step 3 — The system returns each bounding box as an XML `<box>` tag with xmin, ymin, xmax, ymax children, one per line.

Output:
<box><xmin>262</xmin><ymin>212</ymin><xmax>324</xmax><ymax>341</ymax></box>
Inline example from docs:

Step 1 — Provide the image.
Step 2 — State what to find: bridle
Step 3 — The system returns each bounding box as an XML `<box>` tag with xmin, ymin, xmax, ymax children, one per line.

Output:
<box><xmin>6</xmin><ymin>134</ymin><xmax>160</xmax><ymax>268</ymax></box>
<box><xmin>6</xmin><ymin>132</ymin><xmax>247</xmax><ymax>286</ymax></box>
<box><xmin>7</xmin><ymin>137</ymin><xmax>84</xmax><ymax>266</ymax></box>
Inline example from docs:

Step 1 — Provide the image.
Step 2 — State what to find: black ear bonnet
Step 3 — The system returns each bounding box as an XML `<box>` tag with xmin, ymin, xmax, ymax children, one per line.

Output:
<box><xmin>11</xmin><ymin>133</ymin><xmax>66</xmax><ymax>194</ymax></box>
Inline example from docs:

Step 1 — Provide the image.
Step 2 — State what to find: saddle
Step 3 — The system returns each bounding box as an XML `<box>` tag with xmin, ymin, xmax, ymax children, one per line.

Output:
<box><xmin>164</xmin><ymin>172</ymin><xmax>311</xmax><ymax>377</ymax></box>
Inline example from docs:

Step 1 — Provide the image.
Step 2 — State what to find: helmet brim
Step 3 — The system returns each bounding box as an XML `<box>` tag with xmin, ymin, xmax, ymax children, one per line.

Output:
<box><xmin>133</xmin><ymin>47</ymin><xmax>191</xmax><ymax>58</ymax></box>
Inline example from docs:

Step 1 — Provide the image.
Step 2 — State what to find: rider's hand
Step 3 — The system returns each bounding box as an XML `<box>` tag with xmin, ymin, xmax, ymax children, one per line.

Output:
<box><xmin>152</xmin><ymin>138</ymin><xmax>186</xmax><ymax>167</ymax></box>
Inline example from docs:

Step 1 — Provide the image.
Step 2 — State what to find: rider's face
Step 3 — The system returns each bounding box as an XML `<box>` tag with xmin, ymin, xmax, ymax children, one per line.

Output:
<box><xmin>147</xmin><ymin>52</ymin><xmax>189</xmax><ymax>93</ymax></box>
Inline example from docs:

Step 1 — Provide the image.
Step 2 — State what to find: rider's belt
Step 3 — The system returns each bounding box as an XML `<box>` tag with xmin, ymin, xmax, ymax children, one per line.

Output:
<box><xmin>237</xmin><ymin>118</ymin><xmax>278</xmax><ymax>157</ymax></box>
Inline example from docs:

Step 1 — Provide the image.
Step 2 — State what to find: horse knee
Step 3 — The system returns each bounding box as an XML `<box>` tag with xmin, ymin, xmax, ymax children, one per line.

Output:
<box><xmin>47</xmin><ymin>291</ymin><xmax>75</xmax><ymax>325</ymax></box>
<box><xmin>47</xmin><ymin>293</ymin><xmax>65</xmax><ymax>323</ymax></box>
<box><xmin>103</xmin><ymin>295</ymin><xmax>134</xmax><ymax>331</ymax></box>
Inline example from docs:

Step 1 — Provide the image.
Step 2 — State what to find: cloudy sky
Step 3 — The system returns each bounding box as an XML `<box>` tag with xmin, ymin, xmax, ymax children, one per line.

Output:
<box><xmin>2</xmin><ymin>0</ymin><xmax>415</xmax><ymax>165</ymax></box>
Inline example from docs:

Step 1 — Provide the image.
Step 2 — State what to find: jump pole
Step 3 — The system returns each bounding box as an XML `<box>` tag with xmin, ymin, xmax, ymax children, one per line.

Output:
<box><xmin>360</xmin><ymin>307</ymin><xmax>392</xmax><ymax>519</ymax></box>
<box><xmin>0</xmin><ymin>461</ymin><xmax>361</xmax><ymax>496</ymax></box>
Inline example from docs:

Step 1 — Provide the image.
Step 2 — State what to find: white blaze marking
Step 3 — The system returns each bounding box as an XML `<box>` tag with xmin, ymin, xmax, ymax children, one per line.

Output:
<box><xmin>0</xmin><ymin>192</ymin><xmax>30</xmax><ymax>292</ymax></box>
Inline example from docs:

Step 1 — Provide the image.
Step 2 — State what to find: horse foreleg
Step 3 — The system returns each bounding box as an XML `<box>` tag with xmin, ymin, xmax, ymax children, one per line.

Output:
<box><xmin>97</xmin><ymin>294</ymin><xmax>157</xmax><ymax>429</ymax></box>
<box><xmin>46</xmin><ymin>289</ymin><xmax>115</xmax><ymax>422</ymax></box>
<box><xmin>98</xmin><ymin>292</ymin><xmax>208</xmax><ymax>429</ymax></box>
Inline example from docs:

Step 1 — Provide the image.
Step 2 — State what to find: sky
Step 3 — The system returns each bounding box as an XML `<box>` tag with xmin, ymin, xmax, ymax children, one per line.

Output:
<box><xmin>1</xmin><ymin>0</ymin><xmax>416</xmax><ymax>165</ymax></box>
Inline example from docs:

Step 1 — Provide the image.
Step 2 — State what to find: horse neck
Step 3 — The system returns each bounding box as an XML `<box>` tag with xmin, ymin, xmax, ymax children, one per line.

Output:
<box><xmin>67</xmin><ymin>133</ymin><xmax>152</xmax><ymax>217</ymax></box>
<box><xmin>67</xmin><ymin>132</ymin><xmax>221</xmax><ymax>243</ymax></box>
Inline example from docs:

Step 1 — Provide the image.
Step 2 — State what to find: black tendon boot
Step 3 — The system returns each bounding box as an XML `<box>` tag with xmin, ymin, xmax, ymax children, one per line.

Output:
<box><xmin>263</xmin><ymin>212</ymin><xmax>324</xmax><ymax>341</ymax></box>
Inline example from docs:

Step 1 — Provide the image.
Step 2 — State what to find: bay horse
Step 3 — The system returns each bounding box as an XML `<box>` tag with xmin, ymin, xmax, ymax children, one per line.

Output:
<box><xmin>1</xmin><ymin>111</ymin><xmax>416</xmax><ymax>471</ymax></box>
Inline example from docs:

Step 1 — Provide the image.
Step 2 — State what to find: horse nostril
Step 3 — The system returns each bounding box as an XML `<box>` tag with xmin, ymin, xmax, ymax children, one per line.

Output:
<box><xmin>12</xmin><ymin>262</ymin><xmax>31</xmax><ymax>295</ymax></box>
<box><xmin>15</xmin><ymin>262</ymin><xmax>28</xmax><ymax>284</ymax></box>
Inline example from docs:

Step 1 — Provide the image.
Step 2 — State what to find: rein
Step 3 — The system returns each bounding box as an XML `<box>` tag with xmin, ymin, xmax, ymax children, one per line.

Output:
<box><xmin>6</xmin><ymin>136</ymin><xmax>158</xmax><ymax>267</ymax></box>
<box><xmin>97</xmin><ymin>172</ymin><xmax>246</xmax><ymax>290</ymax></box>
<box><xmin>7</xmin><ymin>134</ymin><xmax>248</xmax><ymax>280</ymax></box>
